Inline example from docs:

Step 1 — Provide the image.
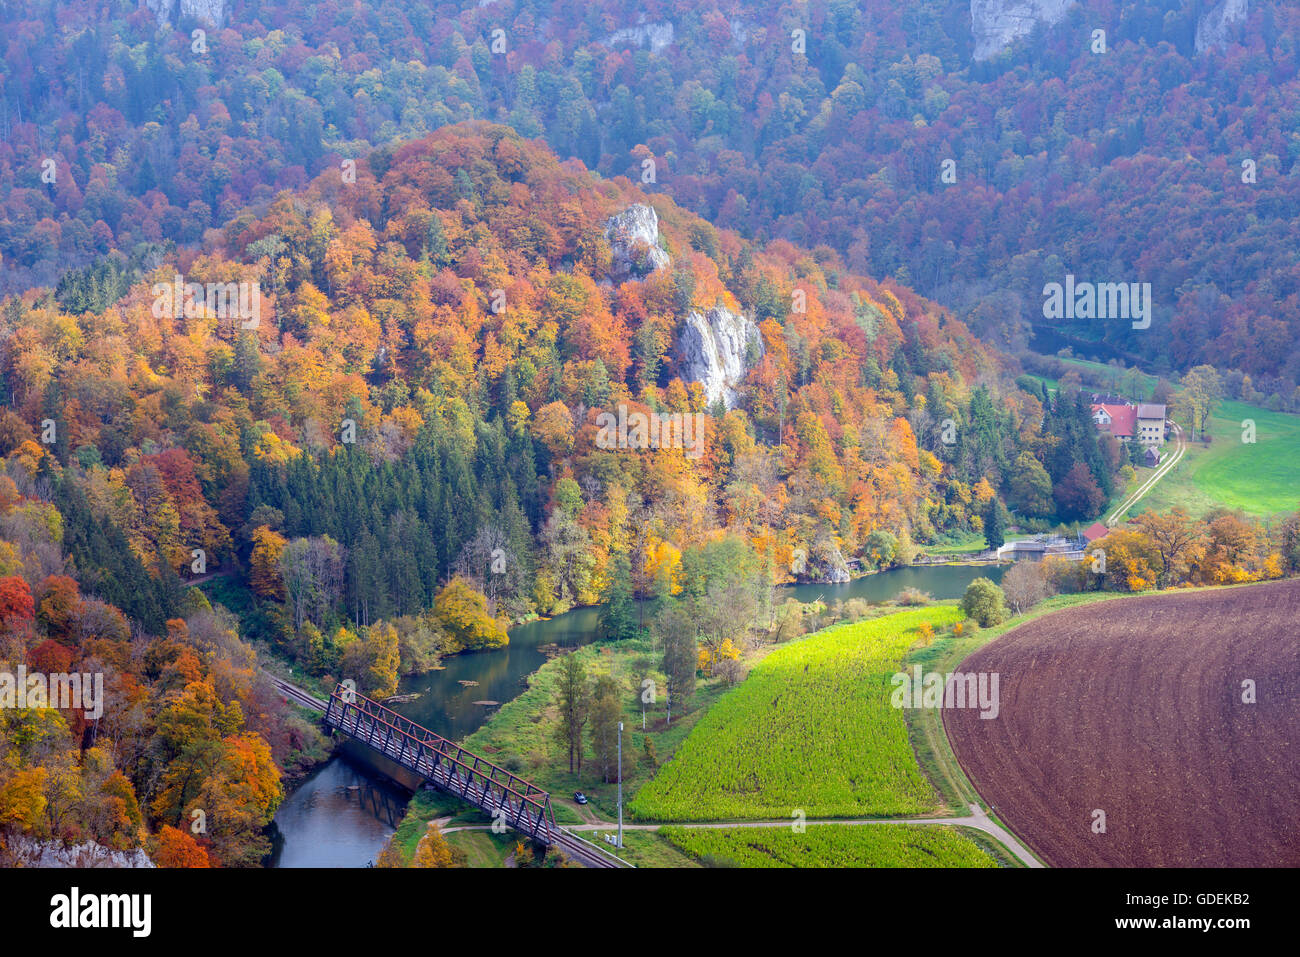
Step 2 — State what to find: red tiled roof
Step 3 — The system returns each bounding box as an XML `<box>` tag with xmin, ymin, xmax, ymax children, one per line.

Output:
<box><xmin>1091</xmin><ymin>403</ymin><xmax>1135</xmax><ymax>437</ymax></box>
<box><xmin>1083</xmin><ymin>522</ymin><xmax>1109</xmax><ymax>542</ymax></box>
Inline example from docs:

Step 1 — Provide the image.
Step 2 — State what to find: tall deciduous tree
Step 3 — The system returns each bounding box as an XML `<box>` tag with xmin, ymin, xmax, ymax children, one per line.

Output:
<box><xmin>279</xmin><ymin>535</ymin><xmax>344</xmax><ymax>629</ymax></box>
<box><xmin>656</xmin><ymin>602</ymin><xmax>697</xmax><ymax>723</ymax></box>
<box><xmin>599</xmin><ymin>550</ymin><xmax>637</xmax><ymax>642</ymax></box>
<box><xmin>588</xmin><ymin>675</ymin><xmax>622</xmax><ymax>784</ymax></box>
<box><xmin>1178</xmin><ymin>365</ymin><xmax>1222</xmax><ymax>441</ymax></box>
<box><xmin>554</xmin><ymin>653</ymin><xmax>589</xmax><ymax>774</ymax></box>
<box><xmin>1133</xmin><ymin>508</ymin><xmax>1201</xmax><ymax>588</ymax></box>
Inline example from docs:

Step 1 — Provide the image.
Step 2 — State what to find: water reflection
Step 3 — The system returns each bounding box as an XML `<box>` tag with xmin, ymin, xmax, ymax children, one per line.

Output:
<box><xmin>267</xmin><ymin>758</ymin><xmax>410</xmax><ymax>868</ymax></box>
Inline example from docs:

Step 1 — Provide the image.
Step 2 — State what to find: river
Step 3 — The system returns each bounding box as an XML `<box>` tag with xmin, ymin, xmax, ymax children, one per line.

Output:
<box><xmin>267</xmin><ymin>562</ymin><xmax>1007</xmax><ymax>867</ymax></box>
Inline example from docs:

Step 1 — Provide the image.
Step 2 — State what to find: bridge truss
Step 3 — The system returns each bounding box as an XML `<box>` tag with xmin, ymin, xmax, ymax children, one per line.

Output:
<box><xmin>322</xmin><ymin>684</ymin><xmax>556</xmax><ymax>844</ymax></box>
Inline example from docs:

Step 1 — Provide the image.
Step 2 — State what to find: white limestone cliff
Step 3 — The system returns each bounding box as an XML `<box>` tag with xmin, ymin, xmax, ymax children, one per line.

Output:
<box><xmin>2</xmin><ymin>834</ymin><xmax>155</xmax><ymax>868</ymax></box>
<box><xmin>144</xmin><ymin>0</ymin><xmax>227</xmax><ymax>28</ymax></box>
<box><xmin>1196</xmin><ymin>0</ymin><xmax>1250</xmax><ymax>54</ymax></box>
<box><xmin>675</xmin><ymin>306</ymin><xmax>763</xmax><ymax>410</ymax></box>
<box><xmin>971</xmin><ymin>0</ymin><xmax>1077</xmax><ymax>61</ymax></box>
<box><xmin>603</xmin><ymin>20</ymin><xmax>675</xmax><ymax>54</ymax></box>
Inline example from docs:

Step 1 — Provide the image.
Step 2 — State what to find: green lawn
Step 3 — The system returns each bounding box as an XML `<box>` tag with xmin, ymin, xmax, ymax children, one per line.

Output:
<box><xmin>381</xmin><ymin>636</ymin><xmax>738</xmax><ymax>860</ymax></box>
<box><xmin>606</xmin><ymin>829</ymin><xmax>701</xmax><ymax>868</ymax></box>
<box><xmin>444</xmin><ymin>829</ymin><xmax>517</xmax><ymax>868</ymax></box>
<box><xmin>660</xmin><ymin>823</ymin><xmax>998</xmax><ymax>868</ymax></box>
<box><xmin>629</xmin><ymin>608</ymin><xmax>963</xmax><ymax>822</ymax></box>
<box><xmin>918</xmin><ymin>532</ymin><xmax>988</xmax><ymax>556</ymax></box>
<box><xmin>1126</xmin><ymin>400</ymin><xmax>1300</xmax><ymax>519</ymax></box>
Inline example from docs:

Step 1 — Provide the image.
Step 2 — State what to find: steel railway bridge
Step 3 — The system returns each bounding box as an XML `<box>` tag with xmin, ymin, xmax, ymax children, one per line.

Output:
<box><xmin>268</xmin><ymin>676</ymin><xmax>625</xmax><ymax>868</ymax></box>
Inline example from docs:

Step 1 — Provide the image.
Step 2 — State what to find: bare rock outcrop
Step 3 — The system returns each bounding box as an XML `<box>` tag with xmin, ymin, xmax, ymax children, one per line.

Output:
<box><xmin>144</xmin><ymin>0</ymin><xmax>227</xmax><ymax>28</ymax></box>
<box><xmin>1195</xmin><ymin>0</ymin><xmax>1250</xmax><ymax>54</ymax></box>
<box><xmin>603</xmin><ymin>19</ymin><xmax>675</xmax><ymax>53</ymax></box>
<box><xmin>1</xmin><ymin>834</ymin><xmax>155</xmax><ymax>868</ymax></box>
<box><xmin>675</xmin><ymin>306</ymin><xmax>763</xmax><ymax>410</ymax></box>
<box><xmin>605</xmin><ymin>204</ymin><xmax>670</xmax><ymax>282</ymax></box>
<box><xmin>971</xmin><ymin>0</ymin><xmax>1077</xmax><ymax>61</ymax></box>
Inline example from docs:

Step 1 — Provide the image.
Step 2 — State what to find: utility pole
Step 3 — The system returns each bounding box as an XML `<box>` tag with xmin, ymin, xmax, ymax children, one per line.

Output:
<box><xmin>616</xmin><ymin>721</ymin><xmax>624</xmax><ymax>849</ymax></box>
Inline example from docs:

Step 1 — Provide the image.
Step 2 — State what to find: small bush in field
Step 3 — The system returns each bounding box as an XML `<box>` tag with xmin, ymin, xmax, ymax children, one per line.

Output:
<box><xmin>897</xmin><ymin>587</ymin><xmax>931</xmax><ymax>606</ymax></box>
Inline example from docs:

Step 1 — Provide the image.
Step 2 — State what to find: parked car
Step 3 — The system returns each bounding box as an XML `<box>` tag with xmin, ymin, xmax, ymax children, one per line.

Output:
<box><xmin>573</xmin><ymin>791</ymin><xmax>588</xmax><ymax>805</ymax></box>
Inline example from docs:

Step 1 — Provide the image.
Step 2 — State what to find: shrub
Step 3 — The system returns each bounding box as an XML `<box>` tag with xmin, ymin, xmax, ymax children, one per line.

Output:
<box><xmin>896</xmin><ymin>587</ymin><xmax>931</xmax><ymax>606</ymax></box>
<box><xmin>960</xmin><ymin>577</ymin><xmax>1007</xmax><ymax>627</ymax></box>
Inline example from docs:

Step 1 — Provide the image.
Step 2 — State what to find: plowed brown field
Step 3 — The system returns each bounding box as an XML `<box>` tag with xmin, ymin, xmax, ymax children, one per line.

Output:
<box><xmin>944</xmin><ymin>579</ymin><xmax>1300</xmax><ymax>866</ymax></box>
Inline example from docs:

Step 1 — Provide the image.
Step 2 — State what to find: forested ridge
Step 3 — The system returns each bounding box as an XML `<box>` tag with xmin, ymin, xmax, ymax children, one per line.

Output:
<box><xmin>2</xmin><ymin>0</ymin><xmax>1298</xmax><ymax>389</ymax></box>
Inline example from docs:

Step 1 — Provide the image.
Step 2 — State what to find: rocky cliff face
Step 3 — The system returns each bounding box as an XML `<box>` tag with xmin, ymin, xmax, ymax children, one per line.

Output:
<box><xmin>675</xmin><ymin>306</ymin><xmax>763</xmax><ymax>410</ymax></box>
<box><xmin>810</xmin><ymin>541</ymin><xmax>852</xmax><ymax>584</ymax></box>
<box><xmin>603</xmin><ymin>18</ymin><xmax>675</xmax><ymax>53</ymax></box>
<box><xmin>145</xmin><ymin>0</ymin><xmax>227</xmax><ymax>28</ymax></box>
<box><xmin>971</xmin><ymin>0</ymin><xmax>1077</xmax><ymax>61</ymax></box>
<box><xmin>1</xmin><ymin>834</ymin><xmax>155</xmax><ymax>868</ymax></box>
<box><xmin>604</xmin><ymin>204</ymin><xmax>670</xmax><ymax>282</ymax></box>
<box><xmin>1196</xmin><ymin>0</ymin><xmax>1250</xmax><ymax>53</ymax></box>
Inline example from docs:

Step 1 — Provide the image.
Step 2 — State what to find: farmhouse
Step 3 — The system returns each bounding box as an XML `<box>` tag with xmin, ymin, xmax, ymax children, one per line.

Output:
<box><xmin>1090</xmin><ymin>401</ymin><xmax>1167</xmax><ymax>447</ymax></box>
<box><xmin>1091</xmin><ymin>403</ymin><xmax>1136</xmax><ymax>441</ymax></box>
<box><xmin>1082</xmin><ymin>522</ymin><xmax>1109</xmax><ymax>544</ymax></box>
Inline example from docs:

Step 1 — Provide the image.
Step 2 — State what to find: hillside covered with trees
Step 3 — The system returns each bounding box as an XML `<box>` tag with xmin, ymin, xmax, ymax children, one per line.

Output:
<box><xmin>2</xmin><ymin>0</ymin><xmax>1298</xmax><ymax>399</ymax></box>
<box><xmin>0</xmin><ymin>122</ymin><xmax>1127</xmax><ymax>711</ymax></box>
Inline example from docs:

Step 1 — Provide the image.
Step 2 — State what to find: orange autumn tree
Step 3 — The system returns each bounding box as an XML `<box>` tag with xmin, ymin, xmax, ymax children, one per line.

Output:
<box><xmin>153</xmin><ymin>825</ymin><xmax>212</xmax><ymax>868</ymax></box>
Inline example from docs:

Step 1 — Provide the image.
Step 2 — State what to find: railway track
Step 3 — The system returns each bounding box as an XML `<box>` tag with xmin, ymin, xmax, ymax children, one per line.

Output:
<box><xmin>548</xmin><ymin>829</ymin><xmax>627</xmax><ymax>868</ymax></box>
<box><xmin>267</xmin><ymin>675</ymin><xmax>328</xmax><ymax>713</ymax></box>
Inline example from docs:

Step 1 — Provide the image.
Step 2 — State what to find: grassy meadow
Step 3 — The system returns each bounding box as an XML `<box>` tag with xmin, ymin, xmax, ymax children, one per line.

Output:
<box><xmin>660</xmin><ymin>823</ymin><xmax>998</xmax><ymax>868</ymax></box>
<box><xmin>628</xmin><ymin>607</ymin><xmax>963</xmax><ymax>822</ymax></box>
<box><xmin>1125</xmin><ymin>400</ymin><xmax>1300</xmax><ymax>519</ymax></box>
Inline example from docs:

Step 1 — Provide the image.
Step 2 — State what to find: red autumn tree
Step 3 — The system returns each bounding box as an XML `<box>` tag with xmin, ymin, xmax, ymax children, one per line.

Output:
<box><xmin>28</xmin><ymin>638</ymin><xmax>74</xmax><ymax>675</ymax></box>
<box><xmin>0</xmin><ymin>576</ymin><xmax>35</xmax><ymax>628</ymax></box>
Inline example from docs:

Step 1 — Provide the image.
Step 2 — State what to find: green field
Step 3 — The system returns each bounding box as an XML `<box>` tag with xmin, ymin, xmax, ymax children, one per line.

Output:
<box><xmin>629</xmin><ymin>607</ymin><xmax>963</xmax><ymax>822</ymax></box>
<box><xmin>918</xmin><ymin>532</ymin><xmax>988</xmax><ymax>556</ymax></box>
<box><xmin>660</xmin><ymin>823</ymin><xmax>998</xmax><ymax>868</ymax></box>
<box><xmin>443</xmin><ymin>828</ymin><xmax>517</xmax><ymax>868</ymax></box>
<box><xmin>1125</xmin><ymin>400</ymin><xmax>1300</xmax><ymax>519</ymax></box>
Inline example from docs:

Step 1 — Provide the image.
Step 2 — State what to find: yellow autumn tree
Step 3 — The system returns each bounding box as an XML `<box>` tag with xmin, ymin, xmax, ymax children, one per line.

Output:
<box><xmin>644</xmin><ymin>537</ymin><xmax>683</xmax><ymax>596</ymax></box>
<box><xmin>412</xmin><ymin>822</ymin><xmax>456</xmax><ymax>868</ymax></box>
<box><xmin>364</xmin><ymin>621</ymin><xmax>401</xmax><ymax>698</ymax></box>
<box><xmin>249</xmin><ymin>525</ymin><xmax>287</xmax><ymax>599</ymax></box>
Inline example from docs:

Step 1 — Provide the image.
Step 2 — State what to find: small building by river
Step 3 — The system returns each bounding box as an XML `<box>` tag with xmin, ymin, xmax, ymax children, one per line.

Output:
<box><xmin>997</xmin><ymin>534</ymin><xmax>1087</xmax><ymax>562</ymax></box>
